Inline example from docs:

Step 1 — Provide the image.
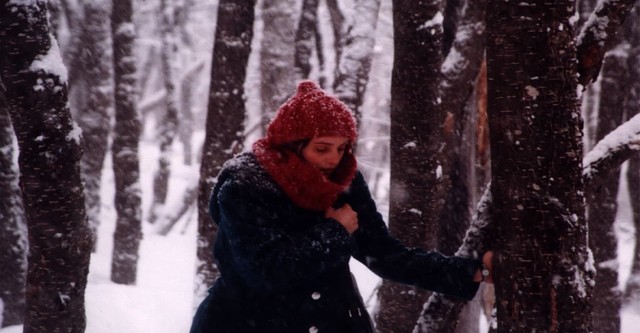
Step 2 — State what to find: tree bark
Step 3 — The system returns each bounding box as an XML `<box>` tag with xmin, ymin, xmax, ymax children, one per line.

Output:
<box><xmin>294</xmin><ymin>0</ymin><xmax>320</xmax><ymax>81</ymax></box>
<box><xmin>587</xmin><ymin>41</ymin><xmax>629</xmax><ymax>333</ymax></box>
<box><xmin>76</xmin><ymin>1</ymin><xmax>113</xmax><ymax>252</ymax></box>
<box><xmin>149</xmin><ymin>0</ymin><xmax>180</xmax><ymax>224</ymax></box>
<box><xmin>0</xmin><ymin>2</ymin><xmax>92</xmax><ymax>331</ymax></box>
<box><xmin>196</xmin><ymin>0</ymin><xmax>256</xmax><ymax>304</ymax></box>
<box><xmin>377</xmin><ymin>1</ymin><xmax>445</xmax><ymax>332</ymax></box>
<box><xmin>333</xmin><ymin>0</ymin><xmax>382</xmax><ymax>123</ymax></box>
<box><xmin>576</xmin><ymin>0</ymin><xmax>637</xmax><ymax>86</ymax></box>
<box><xmin>622</xmin><ymin>1</ymin><xmax>640</xmax><ymax>306</ymax></box>
<box><xmin>260</xmin><ymin>0</ymin><xmax>298</xmax><ymax>129</ymax></box>
<box><xmin>437</xmin><ymin>0</ymin><xmax>487</xmax><ymax>255</ymax></box>
<box><xmin>487</xmin><ymin>1</ymin><xmax>593</xmax><ymax>331</ymax></box>
<box><xmin>0</xmin><ymin>97</ymin><xmax>26</xmax><ymax>328</ymax></box>
<box><xmin>111</xmin><ymin>0</ymin><xmax>143</xmax><ymax>285</ymax></box>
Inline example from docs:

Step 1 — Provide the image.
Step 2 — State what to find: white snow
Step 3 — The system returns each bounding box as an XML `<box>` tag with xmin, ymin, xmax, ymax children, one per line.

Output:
<box><xmin>29</xmin><ymin>34</ymin><xmax>68</xmax><ymax>83</ymax></box>
<box><xmin>65</xmin><ymin>121</ymin><xmax>83</xmax><ymax>144</ymax></box>
<box><xmin>417</xmin><ymin>11</ymin><xmax>443</xmax><ymax>31</ymax></box>
<box><xmin>583</xmin><ymin>113</ymin><xmax>640</xmax><ymax>177</ymax></box>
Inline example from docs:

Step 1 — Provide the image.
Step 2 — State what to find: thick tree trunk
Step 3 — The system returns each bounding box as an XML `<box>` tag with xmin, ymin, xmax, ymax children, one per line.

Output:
<box><xmin>196</xmin><ymin>0</ymin><xmax>256</xmax><ymax>304</ymax></box>
<box><xmin>0</xmin><ymin>2</ymin><xmax>92</xmax><ymax>331</ymax></box>
<box><xmin>377</xmin><ymin>2</ymin><xmax>445</xmax><ymax>332</ymax></box>
<box><xmin>0</xmin><ymin>98</ymin><xmax>26</xmax><ymax>328</ymax></box>
<box><xmin>333</xmin><ymin>0</ymin><xmax>382</xmax><ymax>123</ymax></box>
<box><xmin>587</xmin><ymin>42</ymin><xmax>629</xmax><ymax>333</ymax></box>
<box><xmin>111</xmin><ymin>0</ymin><xmax>143</xmax><ymax>285</ymax></box>
<box><xmin>77</xmin><ymin>1</ymin><xmax>113</xmax><ymax>252</ymax></box>
<box><xmin>486</xmin><ymin>1</ymin><xmax>593</xmax><ymax>331</ymax></box>
<box><xmin>149</xmin><ymin>0</ymin><xmax>180</xmax><ymax>224</ymax></box>
<box><xmin>260</xmin><ymin>0</ymin><xmax>298</xmax><ymax>129</ymax></box>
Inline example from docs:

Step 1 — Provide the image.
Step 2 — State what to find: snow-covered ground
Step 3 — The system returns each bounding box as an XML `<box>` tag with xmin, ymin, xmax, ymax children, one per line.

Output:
<box><xmin>1</xmin><ymin>136</ymin><xmax>638</xmax><ymax>333</ymax></box>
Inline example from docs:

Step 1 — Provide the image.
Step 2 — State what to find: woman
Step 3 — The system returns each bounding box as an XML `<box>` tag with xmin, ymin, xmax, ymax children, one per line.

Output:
<box><xmin>190</xmin><ymin>81</ymin><xmax>492</xmax><ymax>333</ymax></box>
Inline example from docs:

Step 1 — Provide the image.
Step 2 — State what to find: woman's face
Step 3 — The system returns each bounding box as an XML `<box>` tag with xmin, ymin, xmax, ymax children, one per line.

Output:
<box><xmin>301</xmin><ymin>136</ymin><xmax>350</xmax><ymax>176</ymax></box>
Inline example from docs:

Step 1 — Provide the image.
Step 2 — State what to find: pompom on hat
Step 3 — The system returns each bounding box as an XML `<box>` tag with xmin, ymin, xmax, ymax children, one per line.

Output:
<box><xmin>265</xmin><ymin>80</ymin><xmax>357</xmax><ymax>145</ymax></box>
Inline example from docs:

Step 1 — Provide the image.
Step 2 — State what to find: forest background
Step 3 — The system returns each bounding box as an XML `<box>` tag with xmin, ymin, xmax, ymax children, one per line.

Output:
<box><xmin>1</xmin><ymin>0</ymin><xmax>640</xmax><ymax>332</ymax></box>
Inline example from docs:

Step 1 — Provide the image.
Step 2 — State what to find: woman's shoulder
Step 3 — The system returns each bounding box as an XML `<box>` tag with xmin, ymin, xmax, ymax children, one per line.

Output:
<box><xmin>218</xmin><ymin>152</ymin><xmax>280</xmax><ymax>194</ymax></box>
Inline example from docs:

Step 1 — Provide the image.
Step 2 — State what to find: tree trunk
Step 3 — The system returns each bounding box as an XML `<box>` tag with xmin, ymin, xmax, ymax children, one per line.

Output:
<box><xmin>77</xmin><ymin>1</ymin><xmax>113</xmax><ymax>252</ymax></box>
<box><xmin>622</xmin><ymin>1</ymin><xmax>640</xmax><ymax>306</ymax></box>
<box><xmin>437</xmin><ymin>0</ymin><xmax>487</xmax><ymax>256</ymax></box>
<box><xmin>111</xmin><ymin>0</ymin><xmax>143</xmax><ymax>285</ymax></box>
<box><xmin>0</xmin><ymin>97</ymin><xmax>26</xmax><ymax>328</ymax></box>
<box><xmin>149</xmin><ymin>0</ymin><xmax>180</xmax><ymax>224</ymax></box>
<box><xmin>260</xmin><ymin>0</ymin><xmax>298</xmax><ymax>129</ymax></box>
<box><xmin>377</xmin><ymin>1</ymin><xmax>445</xmax><ymax>332</ymax></box>
<box><xmin>196</xmin><ymin>0</ymin><xmax>256</xmax><ymax>304</ymax></box>
<box><xmin>333</xmin><ymin>0</ymin><xmax>382</xmax><ymax>123</ymax></box>
<box><xmin>0</xmin><ymin>2</ymin><xmax>92</xmax><ymax>331</ymax></box>
<box><xmin>294</xmin><ymin>0</ymin><xmax>320</xmax><ymax>81</ymax></box>
<box><xmin>587</xmin><ymin>42</ymin><xmax>629</xmax><ymax>333</ymax></box>
<box><xmin>486</xmin><ymin>1</ymin><xmax>593</xmax><ymax>331</ymax></box>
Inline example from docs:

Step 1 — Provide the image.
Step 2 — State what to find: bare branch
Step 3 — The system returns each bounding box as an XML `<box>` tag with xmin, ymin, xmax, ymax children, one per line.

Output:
<box><xmin>415</xmin><ymin>185</ymin><xmax>495</xmax><ymax>332</ymax></box>
<box><xmin>576</xmin><ymin>0</ymin><xmax>637</xmax><ymax>86</ymax></box>
<box><xmin>583</xmin><ymin>112</ymin><xmax>640</xmax><ymax>191</ymax></box>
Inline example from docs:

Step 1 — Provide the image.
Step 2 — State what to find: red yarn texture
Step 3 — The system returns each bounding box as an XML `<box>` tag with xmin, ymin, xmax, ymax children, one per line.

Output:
<box><xmin>253</xmin><ymin>81</ymin><xmax>358</xmax><ymax>211</ymax></box>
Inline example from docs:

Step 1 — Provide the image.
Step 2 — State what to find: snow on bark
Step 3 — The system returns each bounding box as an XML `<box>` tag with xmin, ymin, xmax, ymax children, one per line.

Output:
<box><xmin>110</xmin><ymin>0</ymin><xmax>143</xmax><ymax>285</ymax></box>
<box><xmin>0</xmin><ymin>101</ymin><xmax>27</xmax><ymax>328</ymax></box>
<box><xmin>196</xmin><ymin>0</ymin><xmax>256</xmax><ymax>305</ymax></box>
<box><xmin>415</xmin><ymin>186</ymin><xmax>495</xmax><ymax>333</ymax></box>
<box><xmin>149</xmin><ymin>0</ymin><xmax>180</xmax><ymax>224</ymax></box>
<box><xmin>0</xmin><ymin>1</ymin><xmax>92</xmax><ymax>331</ymax></box>
<box><xmin>293</xmin><ymin>0</ymin><xmax>320</xmax><ymax>80</ymax></box>
<box><xmin>259</xmin><ymin>0</ymin><xmax>299</xmax><ymax>128</ymax></box>
<box><xmin>333</xmin><ymin>0</ymin><xmax>381</xmax><ymax>122</ymax></box>
<box><xmin>583</xmin><ymin>113</ymin><xmax>640</xmax><ymax>190</ymax></box>
<box><xmin>576</xmin><ymin>0</ymin><xmax>636</xmax><ymax>85</ymax></box>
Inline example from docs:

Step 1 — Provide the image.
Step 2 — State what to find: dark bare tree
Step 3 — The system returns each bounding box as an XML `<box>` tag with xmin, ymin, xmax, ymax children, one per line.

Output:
<box><xmin>76</xmin><ymin>1</ymin><xmax>113</xmax><ymax>251</ymax></box>
<box><xmin>149</xmin><ymin>0</ymin><xmax>180</xmax><ymax>224</ymax></box>
<box><xmin>587</xmin><ymin>37</ymin><xmax>630</xmax><ymax>333</ymax></box>
<box><xmin>487</xmin><ymin>0</ymin><xmax>593</xmax><ymax>331</ymax></box>
<box><xmin>195</xmin><ymin>0</ymin><xmax>256</xmax><ymax>303</ymax></box>
<box><xmin>260</xmin><ymin>0</ymin><xmax>297</xmax><ymax>130</ymax></box>
<box><xmin>0</xmin><ymin>1</ymin><xmax>92</xmax><ymax>331</ymax></box>
<box><xmin>294</xmin><ymin>0</ymin><xmax>320</xmax><ymax>81</ymax></box>
<box><xmin>0</xmin><ymin>96</ymin><xmax>26</xmax><ymax>328</ymax></box>
<box><xmin>622</xmin><ymin>2</ymin><xmax>640</xmax><ymax>307</ymax></box>
<box><xmin>333</xmin><ymin>0</ymin><xmax>382</xmax><ymax>124</ymax></box>
<box><xmin>111</xmin><ymin>0</ymin><xmax>143</xmax><ymax>285</ymax></box>
<box><xmin>376</xmin><ymin>1</ymin><xmax>446</xmax><ymax>332</ymax></box>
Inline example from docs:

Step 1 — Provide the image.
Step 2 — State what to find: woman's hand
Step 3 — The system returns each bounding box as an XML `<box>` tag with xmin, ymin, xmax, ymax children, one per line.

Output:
<box><xmin>473</xmin><ymin>251</ymin><xmax>494</xmax><ymax>283</ymax></box>
<box><xmin>325</xmin><ymin>204</ymin><xmax>359</xmax><ymax>235</ymax></box>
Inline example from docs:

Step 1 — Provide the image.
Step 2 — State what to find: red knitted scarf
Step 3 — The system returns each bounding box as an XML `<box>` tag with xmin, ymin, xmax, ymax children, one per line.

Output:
<box><xmin>253</xmin><ymin>138</ymin><xmax>357</xmax><ymax>211</ymax></box>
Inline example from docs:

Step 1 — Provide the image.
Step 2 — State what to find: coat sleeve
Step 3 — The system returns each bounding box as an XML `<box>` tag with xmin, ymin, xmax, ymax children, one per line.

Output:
<box><xmin>214</xmin><ymin>177</ymin><xmax>353</xmax><ymax>294</ymax></box>
<box><xmin>346</xmin><ymin>172</ymin><xmax>481</xmax><ymax>301</ymax></box>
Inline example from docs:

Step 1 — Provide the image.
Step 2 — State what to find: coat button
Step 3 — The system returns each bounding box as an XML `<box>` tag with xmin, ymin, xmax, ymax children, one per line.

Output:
<box><xmin>311</xmin><ymin>292</ymin><xmax>321</xmax><ymax>300</ymax></box>
<box><xmin>309</xmin><ymin>326</ymin><xmax>318</xmax><ymax>333</ymax></box>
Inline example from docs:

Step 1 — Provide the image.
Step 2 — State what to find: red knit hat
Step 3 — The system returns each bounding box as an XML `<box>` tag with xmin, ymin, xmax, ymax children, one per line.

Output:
<box><xmin>252</xmin><ymin>81</ymin><xmax>358</xmax><ymax>211</ymax></box>
<box><xmin>266</xmin><ymin>80</ymin><xmax>357</xmax><ymax>145</ymax></box>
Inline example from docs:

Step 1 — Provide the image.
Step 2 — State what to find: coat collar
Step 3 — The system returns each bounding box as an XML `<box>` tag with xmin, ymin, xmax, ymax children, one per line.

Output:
<box><xmin>252</xmin><ymin>138</ymin><xmax>357</xmax><ymax>211</ymax></box>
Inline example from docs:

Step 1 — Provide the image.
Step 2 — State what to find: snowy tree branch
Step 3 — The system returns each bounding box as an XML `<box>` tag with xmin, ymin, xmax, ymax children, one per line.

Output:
<box><xmin>439</xmin><ymin>0</ymin><xmax>486</xmax><ymax>118</ymax></box>
<box><xmin>414</xmin><ymin>185</ymin><xmax>495</xmax><ymax>332</ymax></box>
<box><xmin>576</xmin><ymin>0</ymin><xmax>637</xmax><ymax>86</ymax></box>
<box><xmin>583</xmin><ymin>112</ymin><xmax>640</xmax><ymax>191</ymax></box>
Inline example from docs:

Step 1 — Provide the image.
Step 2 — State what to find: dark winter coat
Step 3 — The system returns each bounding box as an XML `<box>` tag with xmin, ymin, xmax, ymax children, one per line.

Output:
<box><xmin>190</xmin><ymin>153</ymin><xmax>481</xmax><ymax>333</ymax></box>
